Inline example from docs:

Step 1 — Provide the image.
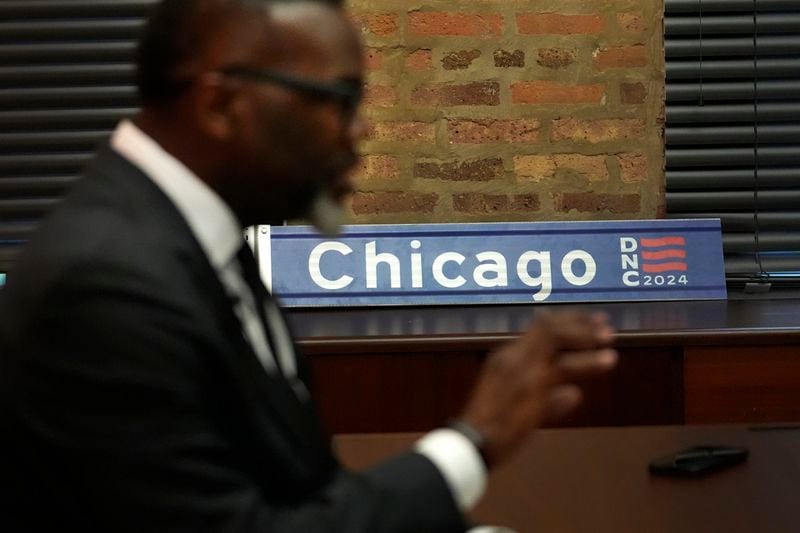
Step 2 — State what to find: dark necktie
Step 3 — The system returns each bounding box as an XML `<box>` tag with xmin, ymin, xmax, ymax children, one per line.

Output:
<box><xmin>236</xmin><ymin>243</ymin><xmax>281</xmax><ymax>373</ymax></box>
<box><xmin>235</xmin><ymin>242</ymin><xmax>310</xmax><ymax>400</ymax></box>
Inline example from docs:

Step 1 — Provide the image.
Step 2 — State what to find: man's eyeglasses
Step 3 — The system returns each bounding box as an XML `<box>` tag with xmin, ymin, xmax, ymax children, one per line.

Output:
<box><xmin>218</xmin><ymin>66</ymin><xmax>363</xmax><ymax>117</ymax></box>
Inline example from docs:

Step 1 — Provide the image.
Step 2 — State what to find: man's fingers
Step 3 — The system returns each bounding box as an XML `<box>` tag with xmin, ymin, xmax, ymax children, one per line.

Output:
<box><xmin>557</xmin><ymin>348</ymin><xmax>618</xmax><ymax>377</ymax></box>
<box><xmin>542</xmin><ymin>385</ymin><xmax>583</xmax><ymax>423</ymax></box>
<box><xmin>589</xmin><ymin>312</ymin><xmax>615</xmax><ymax>342</ymax></box>
<box><xmin>551</xmin><ymin>311</ymin><xmax>615</xmax><ymax>349</ymax></box>
<box><xmin>521</xmin><ymin>311</ymin><xmax>615</xmax><ymax>354</ymax></box>
<box><xmin>539</xmin><ymin>351</ymin><xmax>616</xmax><ymax>424</ymax></box>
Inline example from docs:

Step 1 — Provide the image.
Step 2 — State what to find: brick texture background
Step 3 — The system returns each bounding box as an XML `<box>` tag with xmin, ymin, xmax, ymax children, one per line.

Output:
<box><xmin>346</xmin><ymin>0</ymin><xmax>664</xmax><ymax>224</ymax></box>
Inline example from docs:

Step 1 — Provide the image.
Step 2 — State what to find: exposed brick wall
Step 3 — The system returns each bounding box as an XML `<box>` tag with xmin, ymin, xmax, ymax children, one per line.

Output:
<box><xmin>346</xmin><ymin>0</ymin><xmax>664</xmax><ymax>224</ymax></box>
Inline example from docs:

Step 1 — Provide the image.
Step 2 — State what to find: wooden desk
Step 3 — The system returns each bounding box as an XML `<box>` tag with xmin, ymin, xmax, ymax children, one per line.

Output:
<box><xmin>290</xmin><ymin>299</ymin><xmax>800</xmax><ymax>433</ymax></box>
<box><xmin>335</xmin><ymin>425</ymin><xmax>800</xmax><ymax>533</ymax></box>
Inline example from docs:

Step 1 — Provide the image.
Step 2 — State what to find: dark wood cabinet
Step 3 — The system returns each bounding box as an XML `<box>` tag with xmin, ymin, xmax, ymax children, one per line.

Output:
<box><xmin>289</xmin><ymin>299</ymin><xmax>800</xmax><ymax>433</ymax></box>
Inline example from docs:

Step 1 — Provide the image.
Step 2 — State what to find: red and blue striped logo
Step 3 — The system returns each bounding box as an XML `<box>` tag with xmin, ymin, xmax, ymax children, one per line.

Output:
<box><xmin>640</xmin><ymin>236</ymin><xmax>687</xmax><ymax>273</ymax></box>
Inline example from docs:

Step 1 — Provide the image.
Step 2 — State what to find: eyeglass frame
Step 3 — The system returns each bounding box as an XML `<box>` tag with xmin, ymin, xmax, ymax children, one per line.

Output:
<box><xmin>216</xmin><ymin>65</ymin><xmax>363</xmax><ymax>117</ymax></box>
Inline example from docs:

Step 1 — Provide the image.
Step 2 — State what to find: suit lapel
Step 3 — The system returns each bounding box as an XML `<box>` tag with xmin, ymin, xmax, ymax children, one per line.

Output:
<box><xmin>92</xmin><ymin>147</ymin><xmax>331</xmax><ymax>460</ymax></box>
<box><xmin>194</xmin><ymin>257</ymin><xmax>335</xmax><ymax>485</ymax></box>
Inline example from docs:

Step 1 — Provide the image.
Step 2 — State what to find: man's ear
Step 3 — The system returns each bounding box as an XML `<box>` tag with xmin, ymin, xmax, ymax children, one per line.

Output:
<box><xmin>193</xmin><ymin>72</ymin><xmax>238</xmax><ymax>141</ymax></box>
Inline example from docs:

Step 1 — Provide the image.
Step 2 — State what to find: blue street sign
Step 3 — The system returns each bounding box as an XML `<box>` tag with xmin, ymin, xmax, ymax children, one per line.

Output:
<box><xmin>255</xmin><ymin>220</ymin><xmax>726</xmax><ymax>307</ymax></box>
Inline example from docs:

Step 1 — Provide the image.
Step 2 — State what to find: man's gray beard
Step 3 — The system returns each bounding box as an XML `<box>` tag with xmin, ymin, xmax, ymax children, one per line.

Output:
<box><xmin>309</xmin><ymin>192</ymin><xmax>346</xmax><ymax>236</ymax></box>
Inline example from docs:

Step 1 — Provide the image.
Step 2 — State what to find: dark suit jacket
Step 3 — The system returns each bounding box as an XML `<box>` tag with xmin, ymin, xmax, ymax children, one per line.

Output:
<box><xmin>0</xmin><ymin>147</ymin><xmax>467</xmax><ymax>532</ymax></box>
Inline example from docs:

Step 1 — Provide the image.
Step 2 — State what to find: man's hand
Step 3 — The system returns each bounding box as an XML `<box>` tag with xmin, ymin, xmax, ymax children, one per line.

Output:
<box><xmin>460</xmin><ymin>310</ymin><xmax>617</xmax><ymax>467</ymax></box>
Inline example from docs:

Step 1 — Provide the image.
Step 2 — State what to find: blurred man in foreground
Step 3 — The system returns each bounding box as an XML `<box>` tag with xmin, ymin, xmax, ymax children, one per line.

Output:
<box><xmin>0</xmin><ymin>0</ymin><xmax>617</xmax><ymax>531</ymax></box>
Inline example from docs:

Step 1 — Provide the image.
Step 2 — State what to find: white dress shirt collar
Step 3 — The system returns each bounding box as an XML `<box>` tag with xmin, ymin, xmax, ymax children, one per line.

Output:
<box><xmin>110</xmin><ymin>119</ymin><xmax>242</xmax><ymax>271</ymax></box>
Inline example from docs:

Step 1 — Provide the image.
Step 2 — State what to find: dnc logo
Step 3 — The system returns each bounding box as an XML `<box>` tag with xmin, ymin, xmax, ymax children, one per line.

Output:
<box><xmin>620</xmin><ymin>236</ymin><xmax>689</xmax><ymax>288</ymax></box>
